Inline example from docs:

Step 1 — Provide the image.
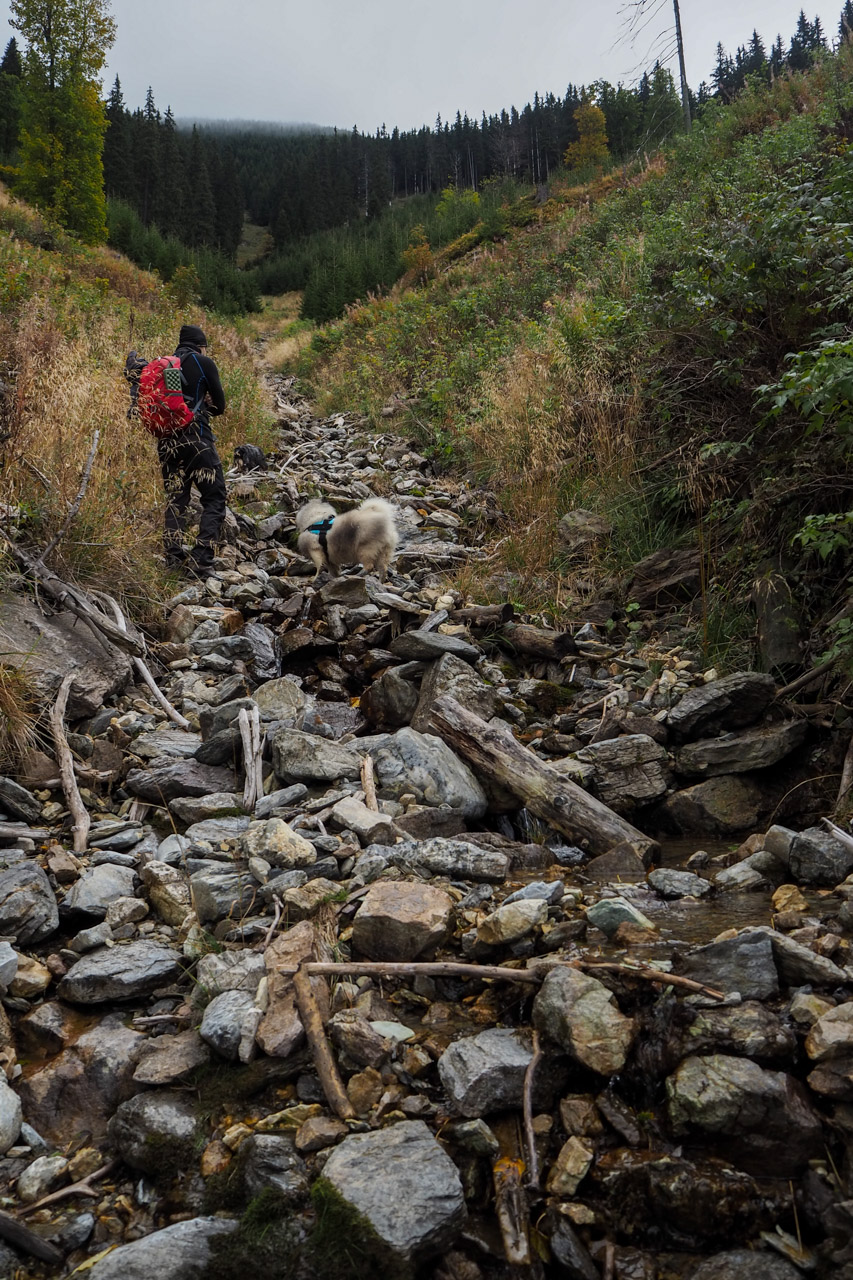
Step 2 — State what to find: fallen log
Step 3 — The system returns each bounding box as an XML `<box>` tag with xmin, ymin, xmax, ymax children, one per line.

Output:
<box><xmin>293</xmin><ymin>964</ymin><xmax>355</xmax><ymax>1121</ymax></box>
<box><xmin>448</xmin><ymin>602</ymin><xmax>515</xmax><ymax>627</ymax></box>
<box><xmin>0</xmin><ymin>1209</ymin><xmax>64</xmax><ymax>1265</ymax></box>
<box><xmin>428</xmin><ymin>695</ymin><xmax>659</xmax><ymax>860</ymax></box>
<box><xmin>491</xmin><ymin>622</ymin><xmax>577</xmax><ymax>661</ymax></box>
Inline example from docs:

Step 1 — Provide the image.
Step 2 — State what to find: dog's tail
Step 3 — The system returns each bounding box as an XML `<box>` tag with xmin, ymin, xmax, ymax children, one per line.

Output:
<box><xmin>359</xmin><ymin>498</ymin><xmax>397</xmax><ymax>521</ymax></box>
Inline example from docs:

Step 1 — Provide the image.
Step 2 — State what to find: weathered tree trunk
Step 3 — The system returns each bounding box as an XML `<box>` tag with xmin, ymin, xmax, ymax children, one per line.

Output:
<box><xmin>428</xmin><ymin>695</ymin><xmax>659</xmax><ymax>860</ymax></box>
<box><xmin>449</xmin><ymin>602</ymin><xmax>515</xmax><ymax>627</ymax></box>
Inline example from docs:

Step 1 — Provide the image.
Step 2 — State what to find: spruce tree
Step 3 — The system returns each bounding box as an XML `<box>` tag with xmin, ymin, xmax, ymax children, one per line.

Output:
<box><xmin>0</xmin><ymin>38</ymin><xmax>23</xmax><ymax>160</ymax></box>
<box><xmin>10</xmin><ymin>0</ymin><xmax>115</xmax><ymax>243</ymax></box>
<box><xmin>840</xmin><ymin>1</ymin><xmax>853</xmax><ymax>41</ymax></box>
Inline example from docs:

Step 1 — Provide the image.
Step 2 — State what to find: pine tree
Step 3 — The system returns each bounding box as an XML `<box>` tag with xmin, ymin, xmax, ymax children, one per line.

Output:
<box><xmin>102</xmin><ymin>76</ymin><xmax>132</xmax><ymax>200</ymax></box>
<box><xmin>0</xmin><ymin>38</ymin><xmax>23</xmax><ymax>160</ymax></box>
<box><xmin>10</xmin><ymin>0</ymin><xmax>115</xmax><ymax>242</ymax></box>
<box><xmin>186</xmin><ymin>126</ymin><xmax>216</xmax><ymax>247</ymax></box>
<box><xmin>840</xmin><ymin>1</ymin><xmax>853</xmax><ymax>41</ymax></box>
<box><xmin>563</xmin><ymin>96</ymin><xmax>609</xmax><ymax>171</ymax></box>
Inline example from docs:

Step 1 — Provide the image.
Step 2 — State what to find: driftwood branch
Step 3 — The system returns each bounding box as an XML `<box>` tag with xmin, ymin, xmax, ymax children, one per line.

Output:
<box><xmin>427</xmin><ymin>695</ymin><xmax>659</xmax><ymax>860</ymax></box>
<box><xmin>49</xmin><ymin>673</ymin><xmax>90</xmax><ymax>853</ymax></box>
<box><xmin>522</xmin><ymin>1030</ymin><xmax>543</xmax><ymax>1190</ymax></box>
<box><xmin>277</xmin><ymin>959</ymin><xmax>725</xmax><ymax>1001</ymax></box>
<box><xmin>491</xmin><ymin>622</ymin><xmax>576</xmax><ymax>661</ymax></box>
<box><xmin>0</xmin><ymin>536</ymin><xmax>144</xmax><ymax>657</ymax></box>
<box><xmin>18</xmin><ymin>1159</ymin><xmax>118</xmax><ymax>1219</ymax></box>
<box><xmin>239</xmin><ymin>706</ymin><xmax>263</xmax><ymax>810</ymax></box>
<box><xmin>0</xmin><ymin>1209</ymin><xmax>64</xmax><ymax>1264</ymax></box>
<box><xmin>293</xmin><ymin>964</ymin><xmax>355</xmax><ymax>1120</ymax></box>
<box><xmin>492</xmin><ymin>1156</ymin><xmax>533</xmax><ymax>1267</ymax></box>
<box><xmin>776</xmin><ymin>657</ymin><xmax>835</xmax><ymax>701</ymax></box>
<box><xmin>39</xmin><ymin>429</ymin><xmax>100</xmax><ymax>563</ymax></box>
<box><xmin>822</xmin><ymin>817</ymin><xmax>853</xmax><ymax>855</ymax></box>
<box><xmin>93</xmin><ymin>592</ymin><xmax>188</xmax><ymax>729</ymax></box>
<box><xmin>360</xmin><ymin>754</ymin><xmax>378</xmax><ymax>812</ymax></box>
<box><xmin>448</xmin><ymin>602</ymin><xmax>514</xmax><ymax>627</ymax></box>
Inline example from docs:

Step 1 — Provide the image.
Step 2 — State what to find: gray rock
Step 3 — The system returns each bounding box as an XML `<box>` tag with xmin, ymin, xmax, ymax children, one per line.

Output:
<box><xmin>533</xmin><ymin>966</ymin><xmax>636</xmax><ymax>1074</ymax></box>
<box><xmin>761</xmin><ymin>926</ymin><xmax>848</xmax><ymax>987</ymax></box>
<box><xmin>689</xmin><ymin>1250</ymin><xmax>802</xmax><ymax>1280</ymax></box>
<box><xmin>438</xmin><ymin>1028</ymin><xmax>534</xmax><ymax>1116</ymax></box>
<box><xmin>648</xmin><ymin>868</ymin><xmax>712</xmax><ymax>898</ymax></box>
<box><xmin>69</xmin><ymin>921</ymin><xmax>113</xmax><ymax>952</ymax></box>
<box><xmin>169</xmin><ymin>791</ymin><xmax>245</xmax><ymax>824</ymax></box>
<box><xmin>549</xmin><ymin>1214</ymin><xmax>599</xmax><ymax>1279</ymax></box>
<box><xmin>788</xmin><ymin>824</ymin><xmax>853</xmax><ymax>885</ymax></box>
<box><xmin>254</xmin><ymin>784</ymin><xmax>309</xmax><ymax>818</ymax></box>
<box><xmin>240</xmin><ymin>1132</ymin><xmax>310</xmax><ymax>1203</ymax></box>
<box><xmin>360</xmin><ymin>728</ymin><xmax>487</xmax><ymax>819</ymax></box>
<box><xmin>666</xmin><ymin>672</ymin><xmax>777</xmax><ymax>742</ymax></box>
<box><xmin>190</xmin><ymin>869</ymin><xmax>258</xmax><ymax>925</ymax></box>
<box><xmin>658</xmin><ymin>776</ymin><xmax>763</xmax><ymax>836</ymax></box>
<box><xmin>679</xmin><ymin>930</ymin><xmax>780</xmax><ymax>1000</ymax></box>
<box><xmin>0</xmin><ymin>1078</ymin><xmax>21</xmax><ymax>1155</ymax></box>
<box><xmin>0</xmin><ymin>862</ymin><xmax>58</xmax><ymax>943</ymax></box>
<box><xmin>184</xmin><ymin>815</ymin><xmax>250</xmax><ymax>843</ymax></box>
<box><xmin>196</xmin><ymin>950</ymin><xmax>265</xmax><ymax>998</ymax></box>
<box><xmin>477</xmin><ymin>898</ymin><xmax>548</xmax><ymax>944</ymax></box>
<box><xmin>131</xmin><ymin>729</ymin><xmax>201</xmax><ymax>760</ymax></box>
<box><xmin>133</xmin><ymin>1030</ymin><xmax>209</xmax><ymax>1085</ymax></box>
<box><xmin>16</xmin><ymin>1153</ymin><xmax>68</xmax><ymax>1202</ymax></box>
<box><xmin>198</xmin><ymin>697</ymin><xmax>256</xmax><ymax>741</ymax></box>
<box><xmin>389</xmin><ymin>837</ymin><xmax>509</xmax><ymax>882</ymax></box>
<box><xmin>390</xmin><ymin>631</ymin><xmax>480</xmax><ymax>663</ymax></box>
<box><xmin>557</xmin><ymin>509</ymin><xmax>611</xmax><ymax>555</ymax></box>
<box><xmin>577</xmin><ymin>734</ymin><xmax>671</xmax><ymax>810</ymax></box>
<box><xmin>200</xmin><ymin>988</ymin><xmax>261</xmax><ymax>1062</ymax></box>
<box><xmin>109</xmin><ymin>1090</ymin><xmax>198</xmax><ymax>1174</ymax></box>
<box><xmin>271</xmin><ymin>727</ymin><xmax>362</xmax><ymax>785</ymax></box>
<box><xmin>411</xmin><ymin>653</ymin><xmax>500</xmax><ymax>733</ymax></box>
<box><xmin>667</xmin><ymin>1053</ymin><xmax>821</xmax><ymax>1172</ymax></box>
<box><xmin>63</xmin><ymin>864</ymin><xmax>137</xmax><ymax>921</ymax></box>
<box><xmin>352</xmin><ymin>881</ymin><xmax>454</xmax><ymax>960</ymax></box>
<box><xmin>252</xmin><ymin>677</ymin><xmax>309</xmax><ymax>725</ymax></box>
<box><xmin>80</xmin><ymin>1216</ymin><xmax>237</xmax><ymax>1279</ymax></box>
<box><xmin>503</xmin><ymin>880</ymin><xmax>565</xmax><ymax>905</ymax></box>
<box><xmin>238</xmin><ymin>818</ymin><xmax>316</xmax><ymax>869</ymax></box>
<box><xmin>675</xmin><ymin>720</ymin><xmax>807</xmax><ymax>777</ymax></box>
<box><xmin>125</xmin><ymin>758</ymin><xmax>237</xmax><ymax>802</ymax></box>
<box><xmin>321</xmin><ymin>1121</ymin><xmax>466</xmax><ymax>1263</ymax></box>
<box><xmin>669</xmin><ymin>1002</ymin><xmax>796</xmax><ymax>1062</ymax></box>
<box><xmin>329</xmin><ymin>795</ymin><xmax>395</xmax><ymax>843</ymax></box>
<box><xmin>361</xmin><ymin>668</ymin><xmax>419</xmax><ymax>728</ymax></box>
<box><xmin>57</xmin><ymin>941</ymin><xmax>183</xmax><ymax>1003</ymax></box>
<box><xmin>585</xmin><ymin>897</ymin><xmax>655</xmax><ymax>937</ymax></box>
<box><xmin>763</xmin><ymin>824</ymin><xmax>796</xmax><ymax>865</ymax></box>
<box><xmin>245</xmin><ymin>621</ymin><xmax>278</xmax><ymax>682</ymax></box>
<box><xmin>0</xmin><ymin>777</ymin><xmax>42</xmax><ymax>822</ymax></box>
<box><xmin>0</xmin><ymin>942</ymin><xmax>18</xmax><ymax>989</ymax></box>
<box><xmin>713</xmin><ymin>860</ymin><xmax>768</xmax><ymax>891</ymax></box>
<box><xmin>0</xmin><ymin>593</ymin><xmax>133</xmax><ymax>718</ymax></box>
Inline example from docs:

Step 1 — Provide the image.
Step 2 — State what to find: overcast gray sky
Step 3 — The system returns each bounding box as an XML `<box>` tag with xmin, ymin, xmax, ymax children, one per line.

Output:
<box><xmin>3</xmin><ymin>0</ymin><xmax>848</xmax><ymax>130</ymax></box>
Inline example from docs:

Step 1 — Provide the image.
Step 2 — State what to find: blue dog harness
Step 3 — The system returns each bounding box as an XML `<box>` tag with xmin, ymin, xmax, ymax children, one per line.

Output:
<box><xmin>307</xmin><ymin>515</ymin><xmax>334</xmax><ymax>553</ymax></box>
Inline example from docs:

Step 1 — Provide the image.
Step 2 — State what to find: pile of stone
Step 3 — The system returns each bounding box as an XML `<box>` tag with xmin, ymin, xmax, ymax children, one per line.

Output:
<box><xmin>0</xmin><ymin>388</ymin><xmax>851</xmax><ymax>1278</ymax></box>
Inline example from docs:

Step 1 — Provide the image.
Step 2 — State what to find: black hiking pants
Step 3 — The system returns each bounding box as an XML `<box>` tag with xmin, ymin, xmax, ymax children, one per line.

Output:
<box><xmin>157</xmin><ymin>426</ymin><xmax>226</xmax><ymax>567</ymax></box>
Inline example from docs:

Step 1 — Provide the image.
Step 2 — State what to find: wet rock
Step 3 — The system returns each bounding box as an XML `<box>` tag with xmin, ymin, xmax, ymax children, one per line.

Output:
<box><xmin>592</xmin><ymin>1149</ymin><xmax>782</xmax><ymax>1249</ymax></box>
<box><xmin>476</xmin><ymin>897</ymin><xmax>548</xmax><ymax>944</ymax></box>
<box><xmin>80</xmin><ymin>1216</ymin><xmax>237</xmax><ymax>1279</ymax></box>
<box><xmin>546</xmin><ymin>1135</ymin><xmax>594</xmax><ymax>1195</ymax></box>
<box><xmin>533</xmin><ymin>966</ymin><xmax>636</xmax><ymax>1074</ymax></box>
<box><xmin>666</xmin><ymin>672</ymin><xmax>776</xmax><ymax>742</ymax></box>
<box><xmin>577</xmin><ymin>734</ymin><xmax>671</xmax><ymax>811</ymax></box>
<box><xmin>328</xmin><ymin>1010</ymin><xmax>392</xmax><ymax>1069</ymax></box>
<box><xmin>549</xmin><ymin>1213</ymin><xmax>600</xmax><ymax>1278</ymax></box>
<box><xmin>18</xmin><ymin>1013</ymin><xmax>144</xmax><ymax>1144</ymax></box>
<box><xmin>658</xmin><ymin>776</ymin><xmax>763</xmax><ymax>836</ymax></box>
<box><xmin>805</xmin><ymin>1001</ymin><xmax>853</xmax><ymax>1061</ymax></box>
<box><xmin>125</xmin><ymin>758</ymin><xmax>237</xmax><ymax>802</ymax></box>
<box><xmin>585</xmin><ymin>897</ymin><xmax>655</xmax><ymax>937</ymax></box>
<box><xmin>321</xmin><ymin>1120</ymin><xmax>466</xmax><ymax>1263</ymax></box>
<box><xmin>352</xmin><ymin>881</ymin><xmax>453</xmax><ymax>960</ymax></box>
<box><xmin>666</xmin><ymin>1054</ymin><xmax>822</xmax><ymax>1173</ymax></box>
<box><xmin>0</xmin><ymin>861</ymin><xmax>59</xmax><ymax>944</ymax></box>
<box><xmin>648</xmin><ymin>867</ymin><xmax>712</xmax><ymax>898</ymax></box>
<box><xmin>584</xmin><ymin>845</ymin><xmax>648</xmax><ymax>882</ymax></box>
<box><xmin>271</xmin><ymin>727</ymin><xmax>362</xmax><ymax>784</ymax></box>
<box><xmin>674</xmin><ymin>720</ymin><xmax>806</xmax><ymax>777</ymax></box>
<box><xmin>240</xmin><ymin>1132</ymin><xmax>310</xmax><ymax>1202</ymax></box>
<box><xmin>63</xmin><ymin>864</ymin><xmax>137</xmax><ymax>921</ymax></box>
<box><xmin>360</xmin><ymin>728</ymin><xmax>487</xmax><ymax>819</ymax></box>
<box><xmin>669</xmin><ymin>1002</ymin><xmax>796</xmax><ymax>1062</ymax></box>
<box><xmin>200</xmin><ymin>988</ymin><xmax>261</xmax><ymax>1062</ymax></box>
<box><xmin>57</xmin><ymin>940</ymin><xmax>183</xmax><ymax>1003</ymax></box>
<box><xmin>787</xmin><ymin>824</ymin><xmax>853</xmax><ymax>886</ymax></box>
<box><xmin>438</xmin><ymin>1029</ymin><xmax>534</xmax><ymax>1116</ymax></box>
<box><xmin>678</xmin><ymin>930</ymin><xmax>779</xmax><ymax>1000</ymax></box>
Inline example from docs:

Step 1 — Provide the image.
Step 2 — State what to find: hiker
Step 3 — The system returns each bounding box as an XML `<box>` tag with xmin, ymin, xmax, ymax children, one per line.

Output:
<box><xmin>154</xmin><ymin>324</ymin><xmax>227</xmax><ymax>575</ymax></box>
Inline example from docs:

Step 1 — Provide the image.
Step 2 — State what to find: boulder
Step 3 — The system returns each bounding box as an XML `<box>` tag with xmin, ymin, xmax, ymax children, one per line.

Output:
<box><xmin>352</xmin><ymin>881</ymin><xmax>454</xmax><ymax>960</ymax></box>
<box><xmin>788</xmin><ymin>825</ymin><xmax>853</xmax><ymax>886</ymax></box>
<box><xmin>533</xmin><ymin>966</ymin><xmax>636</xmax><ymax>1075</ymax></box>
<box><xmin>577</xmin><ymin>734</ymin><xmax>671</xmax><ymax>811</ymax></box>
<box><xmin>79</xmin><ymin>1217</ymin><xmax>237</xmax><ymax>1280</ymax></box>
<box><xmin>57</xmin><ymin>941</ymin><xmax>183</xmax><ymax>1003</ymax></box>
<box><xmin>666</xmin><ymin>672</ymin><xmax>776</xmax><ymax>742</ymax></box>
<box><xmin>360</xmin><ymin>728</ymin><xmax>487</xmax><ymax>819</ymax></box>
<box><xmin>0</xmin><ymin>861</ymin><xmax>58</xmax><ymax>943</ymax></box>
<box><xmin>657</xmin><ymin>776</ymin><xmax>763</xmax><ymax>836</ymax></box>
<box><xmin>271</xmin><ymin>727</ymin><xmax>361</xmax><ymax>785</ymax></box>
<box><xmin>411</xmin><ymin>653</ymin><xmax>500</xmax><ymax>733</ymax></box>
<box><xmin>125</xmin><ymin>758</ymin><xmax>236</xmax><ymax>802</ymax></box>
<box><xmin>438</xmin><ymin>1029</ymin><xmax>534</xmax><ymax>1116</ymax></box>
<box><xmin>674</xmin><ymin>720</ymin><xmax>807</xmax><ymax>777</ymax></box>
<box><xmin>678</xmin><ymin>930</ymin><xmax>779</xmax><ymax>1001</ymax></box>
<box><xmin>108</xmin><ymin>1091</ymin><xmax>198</xmax><ymax>1175</ymax></box>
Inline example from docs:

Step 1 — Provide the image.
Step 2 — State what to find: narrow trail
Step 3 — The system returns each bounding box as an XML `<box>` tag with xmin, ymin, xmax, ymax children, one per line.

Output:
<box><xmin>0</xmin><ymin>377</ymin><xmax>852</xmax><ymax>1278</ymax></box>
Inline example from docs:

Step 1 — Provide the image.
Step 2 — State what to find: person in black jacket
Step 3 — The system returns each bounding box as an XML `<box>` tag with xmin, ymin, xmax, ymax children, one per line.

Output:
<box><xmin>158</xmin><ymin>324</ymin><xmax>227</xmax><ymax>575</ymax></box>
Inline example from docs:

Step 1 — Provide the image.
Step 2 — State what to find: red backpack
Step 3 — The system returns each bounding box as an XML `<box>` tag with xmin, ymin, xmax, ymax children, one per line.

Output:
<box><xmin>137</xmin><ymin>355</ymin><xmax>196</xmax><ymax>438</ymax></box>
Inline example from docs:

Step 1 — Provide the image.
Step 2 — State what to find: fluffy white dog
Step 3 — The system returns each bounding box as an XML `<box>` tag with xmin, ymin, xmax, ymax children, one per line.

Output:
<box><xmin>296</xmin><ymin>497</ymin><xmax>398</xmax><ymax>579</ymax></box>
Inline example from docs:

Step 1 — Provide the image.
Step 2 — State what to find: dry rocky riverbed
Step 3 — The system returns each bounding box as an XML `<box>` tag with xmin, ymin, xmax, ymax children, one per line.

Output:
<box><xmin>2</xmin><ymin>382</ymin><xmax>853</xmax><ymax>1279</ymax></box>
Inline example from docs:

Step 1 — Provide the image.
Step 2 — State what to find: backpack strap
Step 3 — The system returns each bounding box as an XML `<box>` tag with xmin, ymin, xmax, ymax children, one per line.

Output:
<box><xmin>180</xmin><ymin>352</ymin><xmax>210</xmax><ymax>419</ymax></box>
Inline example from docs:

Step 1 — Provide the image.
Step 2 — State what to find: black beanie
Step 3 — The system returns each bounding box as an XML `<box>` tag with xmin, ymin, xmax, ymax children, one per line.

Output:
<box><xmin>179</xmin><ymin>324</ymin><xmax>208</xmax><ymax>347</ymax></box>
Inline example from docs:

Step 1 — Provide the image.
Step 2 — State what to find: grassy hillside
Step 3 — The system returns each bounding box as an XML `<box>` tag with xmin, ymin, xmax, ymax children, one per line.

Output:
<box><xmin>0</xmin><ymin>187</ymin><xmax>276</xmax><ymax>620</ymax></box>
<box><xmin>294</xmin><ymin>49</ymin><xmax>853</xmax><ymax>668</ymax></box>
